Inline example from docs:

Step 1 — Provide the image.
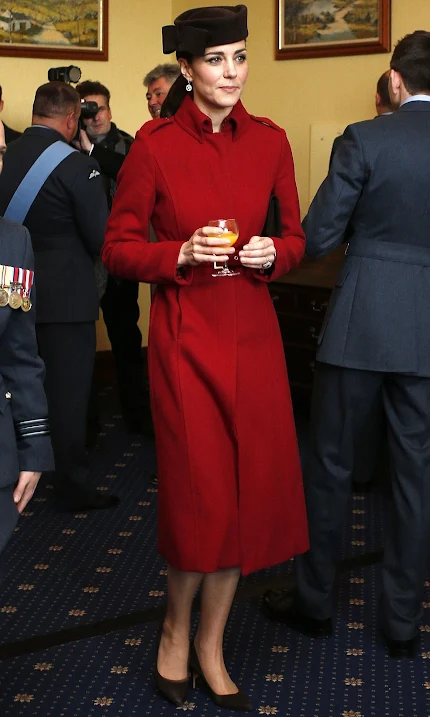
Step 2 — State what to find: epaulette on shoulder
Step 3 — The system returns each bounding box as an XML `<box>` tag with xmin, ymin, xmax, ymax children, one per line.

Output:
<box><xmin>139</xmin><ymin>117</ymin><xmax>174</xmax><ymax>138</ymax></box>
<box><xmin>250</xmin><ymin>115</ymin><xmax>282</xmax><ymax>132</ymax></box>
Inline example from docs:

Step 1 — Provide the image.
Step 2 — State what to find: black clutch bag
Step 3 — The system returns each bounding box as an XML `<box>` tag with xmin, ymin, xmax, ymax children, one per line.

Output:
<box><xmin>262</xmin><ymin>194</ymin><xmax>282</xmax><ymax>238</ymax></box>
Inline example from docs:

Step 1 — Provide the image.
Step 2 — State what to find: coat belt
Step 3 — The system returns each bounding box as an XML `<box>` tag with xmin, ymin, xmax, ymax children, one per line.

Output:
<box><xmin>346</xmin><ymin>239</ymin><xmax>430</xmax><ymax>267</ymax></box>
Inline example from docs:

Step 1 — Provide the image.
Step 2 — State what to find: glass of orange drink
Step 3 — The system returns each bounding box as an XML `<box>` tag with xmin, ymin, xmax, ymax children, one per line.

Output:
<box><xmin>208</xmin><ymin>219</ymin><xmax>239</xmax><ymax>277</ymax></box>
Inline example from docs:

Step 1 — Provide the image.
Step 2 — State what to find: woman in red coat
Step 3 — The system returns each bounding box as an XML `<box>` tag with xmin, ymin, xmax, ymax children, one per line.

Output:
<box><xmin>103</xmin><ymin>4</ymin><xmax>308</xmax><ymax>711</ymax></box>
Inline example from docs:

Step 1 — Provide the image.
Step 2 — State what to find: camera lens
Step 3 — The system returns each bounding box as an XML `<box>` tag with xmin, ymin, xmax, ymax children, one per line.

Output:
<box><xmin>68</xmin><ymin>66</ymin><xmax>81</xmax><ymax>83</ymax></box>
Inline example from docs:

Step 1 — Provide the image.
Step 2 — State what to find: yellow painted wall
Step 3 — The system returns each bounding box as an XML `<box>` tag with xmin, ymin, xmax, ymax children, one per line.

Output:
<box><xmin>0</xmin><ymin>0</ymin><xmax>172</xmax><ymax>350</ymax></box>
<box><xmin>1</xmin><ymin>0</ymin><xmax>429</xmax><ymax>349</ymax></box>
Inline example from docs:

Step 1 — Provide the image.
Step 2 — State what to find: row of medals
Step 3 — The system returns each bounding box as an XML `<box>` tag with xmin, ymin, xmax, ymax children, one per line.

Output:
<box><xmin>0</xmin><ymin>282</ymin><xmax>32</xmax><ymax>312</ymax></box>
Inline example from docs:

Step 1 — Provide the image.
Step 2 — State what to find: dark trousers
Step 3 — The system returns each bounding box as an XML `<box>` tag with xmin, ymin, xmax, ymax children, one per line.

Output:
<box><xmin>296</xmin><ymin>362</ymin><xmax>430</xmax><ymax>640</ymax></box>
<box><xmin>36</xmin><ymin>322</ymin><xmax>96</xmax><ymax>499</ymax></box>
<box><xmin>0</xmin><ymin>486</ymin><xmax>18</xmax><ymax>582</ymax></box>
<box><xmin>100</xmin><ymin>275</ymin><xmax>147</xmax><ymax>423</ymax></box>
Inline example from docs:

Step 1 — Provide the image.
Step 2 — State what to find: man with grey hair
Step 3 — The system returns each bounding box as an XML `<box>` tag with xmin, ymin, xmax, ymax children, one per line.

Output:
<box><xmin>141</xmin><ymin>64</ymin><xmax>180</xmax><ymax>487</ymax></box>
<box><xmin>143</xmin><ymin>63</ymin><xmax>180</xmax><ymax>119</ymax></box>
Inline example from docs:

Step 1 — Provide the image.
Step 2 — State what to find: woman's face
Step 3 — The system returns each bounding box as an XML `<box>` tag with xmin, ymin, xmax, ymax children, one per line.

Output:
<box><xmin>181</xmin><ymin>40</ymin><xmax>248</xmax><ymax>114</ymax></box>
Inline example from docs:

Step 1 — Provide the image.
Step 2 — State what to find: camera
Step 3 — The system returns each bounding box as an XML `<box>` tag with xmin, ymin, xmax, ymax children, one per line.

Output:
<box><xmin>48</xmin><ymin>65</ymin><xmax>99</xmax><ymax>136</ymax></box>
<box><xmin>48</xmin><ymin>65</ymin><xmax>82</xmax><ymax>84</ymax></box>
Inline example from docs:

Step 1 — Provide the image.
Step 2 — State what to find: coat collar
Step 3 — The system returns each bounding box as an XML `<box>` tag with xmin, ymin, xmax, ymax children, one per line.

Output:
<box><xmin>174</xmin><ymin>94</ymin><xmax>251</xmax><ymax>143</ymax></box>
<box><xmin>24</xmin><ymin>126</ymin><xmax>69</xmax><ymax>143</ymax></box>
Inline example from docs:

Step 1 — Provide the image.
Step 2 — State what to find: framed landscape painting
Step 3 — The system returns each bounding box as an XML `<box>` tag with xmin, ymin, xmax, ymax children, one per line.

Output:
<box><xmin>0</xmin><ymin>0</ymin><xmax>108</xmax><ymax>60</ymax></box>
<box><xmin>277</xmin><ymin>0</ymin><xmax>391</xmax><ymax>60</ymax></box>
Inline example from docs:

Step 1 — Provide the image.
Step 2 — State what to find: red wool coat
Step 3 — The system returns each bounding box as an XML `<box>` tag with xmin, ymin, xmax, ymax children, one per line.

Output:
<box><xmin>103</xmin><ymin>96</ymin><xmax>309</xmax><ymax>575</ymax></box>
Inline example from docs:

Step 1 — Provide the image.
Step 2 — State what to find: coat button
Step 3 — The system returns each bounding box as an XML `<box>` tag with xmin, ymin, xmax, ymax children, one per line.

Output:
<box><xmin>5</xmin><ymin>392</ymin><xmax>11</xmax><ymax>399</ymax></box>
<box><xmin>233</xmin><ymin>255</ymin><xmax>239</xmax><ymax>261</ymax></box>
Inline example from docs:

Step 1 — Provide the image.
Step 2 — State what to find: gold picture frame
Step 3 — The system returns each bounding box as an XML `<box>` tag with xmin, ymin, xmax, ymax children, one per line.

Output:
<box><xmin>0</xmin><ymin>0</ymin><xmax>108</xmax><ymax>60</ymax></box>
<box><xmin>277</xmin><ymin>0</ymin><xmax>391</xmax><ymax>61</ymax></box>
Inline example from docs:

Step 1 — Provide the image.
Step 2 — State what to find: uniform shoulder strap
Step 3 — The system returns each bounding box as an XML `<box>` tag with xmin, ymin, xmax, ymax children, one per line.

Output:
<box><xmin>250</xmin><ymin>115</ymin><xmax>283</xmax><ymax>132</ymax></box>
<box><xmin>4</xmin><ymin>141</ymin><xmax>77</xmax><ymax>224</ymax></box>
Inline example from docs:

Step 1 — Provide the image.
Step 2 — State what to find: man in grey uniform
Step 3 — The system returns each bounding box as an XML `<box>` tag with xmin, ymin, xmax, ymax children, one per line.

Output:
<box><xmin>264</xmin><ymin>31</ymin><xmax>430</xmax><ymax>660</ymax></box>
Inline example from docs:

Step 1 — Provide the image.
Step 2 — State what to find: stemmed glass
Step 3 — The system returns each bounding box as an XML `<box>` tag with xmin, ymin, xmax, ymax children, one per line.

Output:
<box><xmin>208</xmin><ymin>219</ymin><xmax>240</xmax><ymax>277</ymax></box>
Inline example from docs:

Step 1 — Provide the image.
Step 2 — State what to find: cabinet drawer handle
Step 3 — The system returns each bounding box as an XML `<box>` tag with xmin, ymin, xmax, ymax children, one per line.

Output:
<box><xmin>309</xmin><ymin>326</ymin><xmax>318</xmax><ymax>338</ymax></box>
<box><xmin>309</xmin><ymin>361</ymin><xmax>316</xmax><ymax>373</ymax></box>
<box><xmin>310</xmin><ymin>300</ymin><xmax>328</xmax><ymax>313</ymax></box>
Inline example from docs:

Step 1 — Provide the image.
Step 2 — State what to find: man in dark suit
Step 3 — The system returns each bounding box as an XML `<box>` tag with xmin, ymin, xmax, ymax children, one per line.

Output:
<box><xmin>0</xmin><ymin>82</ymin><xmax>118</xmax><ymax>512</ymax></box>
<box><xmin>0</xmin><ymin>119</ymin><xmax>54</xmax><ymax>575</ymax></box>
<box><xmin>0</xmin><ymin>85</ymin><xmax>21</xmax><ymax>144</ymax></box>
<box><xmin>75</xmin><ymin>80</ymin><xmax>149</xmax><ymax>435</ymax></box>
<box><xmin>264</xmin><ymin>31</ymin><xmax>430</xmax><ymax>659</ymax></box>
<box><xmin>329</xmin><ymin>69</ymin><xmax>393</xmax><ymax>167</ymax></box>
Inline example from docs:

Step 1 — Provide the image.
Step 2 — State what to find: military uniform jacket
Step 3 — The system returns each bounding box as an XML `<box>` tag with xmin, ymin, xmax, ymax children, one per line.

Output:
<box><xmin>304</xmin><ymin>101</ymin><xmax>430</xmax><ymax>377</ymax></box>
<box><xmin>0</xmin><ymin>126</ymin><xmax>109</xmax><ymax>324</ymax></box>
<box><xmin>0</xmin><ymin>217</ymin><xmax>54</xmax><ymax>489</ymax></box>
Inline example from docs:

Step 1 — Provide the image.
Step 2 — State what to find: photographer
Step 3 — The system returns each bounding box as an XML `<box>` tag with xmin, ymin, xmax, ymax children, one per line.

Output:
<box><xmin>76</xmin><ymin>80</ymin><xmax>148</xmax><ymax>435</ymax></box>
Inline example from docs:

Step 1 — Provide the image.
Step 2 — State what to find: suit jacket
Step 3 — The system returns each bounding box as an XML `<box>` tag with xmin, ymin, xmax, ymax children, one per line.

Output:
<box><xmin>328</xmin><ymin>134</ymin><xmax>343</xmax><ymax>169</ymax></box>
<box><xmin>304</xmin><ymin>101</ymin><xmax>430</xmax><ymax>377</ymax></box>
<box><xmin>328</xmin><ymin>116</ymin><xmax>388</xmax><ymax>169</ymax></box>
<box><xmin>0</xmin><ymin>126</ymin><xmax>109</xmax><ymax>323</ymax></box>
<box><xmin>4</xmin><ymin>123</ymin><xmax>21</xmax><ymax>144</ymax></box>
<box><xmin>0</xmin><ymin>217</ymin><xmax>54</xmax><ymax>491</ymax></box>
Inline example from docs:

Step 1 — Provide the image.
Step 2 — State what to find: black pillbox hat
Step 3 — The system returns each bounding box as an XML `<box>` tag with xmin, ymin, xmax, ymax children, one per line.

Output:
<box><xmin>162</xmin><ymin>5</ymin><xmax>248</xmax><ymax>57</ymax></box>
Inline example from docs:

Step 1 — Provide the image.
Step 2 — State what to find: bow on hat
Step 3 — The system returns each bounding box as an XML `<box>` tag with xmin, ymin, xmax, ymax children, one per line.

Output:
<box><xmin>162</xmin><ymin>5</ymin><xmax>248</xmax><ymax>57</ymax></box>
<box><xmin>162</xmin><ymin>24</ymin><xmax>209</xmax><ymax>57</ymax></box>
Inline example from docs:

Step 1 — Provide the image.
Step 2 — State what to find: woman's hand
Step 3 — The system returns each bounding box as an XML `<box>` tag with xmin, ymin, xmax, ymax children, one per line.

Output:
<box><xmin>239</xmin><ymin>236</ymin><xmax>276</xmax><ymax>269</ymax></box>
<box><xmin>13</xmin><ymin>471</ymin><xmax>41</xmax><ymax>513</ymax></box>
<box><xmin>177</xmin><ymin>227</ymin><xmax>236</xmax><ymax>267</ymax></box>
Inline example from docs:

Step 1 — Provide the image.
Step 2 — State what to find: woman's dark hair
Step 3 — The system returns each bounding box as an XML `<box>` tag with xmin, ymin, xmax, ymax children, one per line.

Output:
<box><xmin>160</xmin><ymin>52</ymin><xmax>193</xmax><ymax>118</ymax></box>
<box><xmin>390</xmin><ymin>30</ymin><xmax>430</xmax><ymax>95</ymax></box>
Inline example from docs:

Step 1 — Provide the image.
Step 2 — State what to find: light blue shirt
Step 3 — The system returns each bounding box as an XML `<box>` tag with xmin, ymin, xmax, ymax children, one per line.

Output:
<box><xmin>401</xmin><ymin>94</ymin><xmax>430</xmax><ymax>106</ymax></box>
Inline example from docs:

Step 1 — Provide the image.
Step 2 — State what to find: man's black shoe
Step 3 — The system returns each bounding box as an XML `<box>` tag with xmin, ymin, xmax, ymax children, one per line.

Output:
<box><xmin>383</xmin><ymin>632</ymin><xmax>419</xmax><ymax>659</ymax></box>
<box><xmin>262</xmin><ymin>589</ymin><xmax>332</xmax><ymax>638</ymax></box>
<box><xmin>57</xmin><ymin>493</ymin><xmax>120</xmax><ymax>512</ymax></box>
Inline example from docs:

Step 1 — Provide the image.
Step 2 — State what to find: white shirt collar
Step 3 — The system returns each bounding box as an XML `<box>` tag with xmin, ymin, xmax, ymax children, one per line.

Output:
<box><xmin>401</xmin><ymin>94</ymin><xmax>430</xmax><ymax>106</ymax></box>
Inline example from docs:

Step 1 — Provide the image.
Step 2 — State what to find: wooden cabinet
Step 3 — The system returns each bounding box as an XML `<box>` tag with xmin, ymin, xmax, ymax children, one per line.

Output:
<box><xmin>269</xmin><ymin>248</ymin><xmax>345</xmax><ymax>413</ymax></box>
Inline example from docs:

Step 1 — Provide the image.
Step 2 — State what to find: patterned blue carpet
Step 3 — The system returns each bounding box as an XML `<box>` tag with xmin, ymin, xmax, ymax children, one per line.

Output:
<box><xmin>1</xmin><ymin>384</ymin><xmax>430</xmax><ymax>716</ymax></box>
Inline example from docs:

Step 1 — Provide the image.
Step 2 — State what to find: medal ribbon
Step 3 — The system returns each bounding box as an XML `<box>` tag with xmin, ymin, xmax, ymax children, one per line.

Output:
<box><xmin>4</xmin><ymin>265</ymin><xmax>13</xmax><ymax>291</ymax></box>
<box><xmin>23</xmin><ymin>268</ymin><xmax>34</xmax><ymax>297</ymax></box>
<box><xmin>0</xmin><ymin>265</ymin><xmax>32</xmax><ymax>296</ymax></box>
